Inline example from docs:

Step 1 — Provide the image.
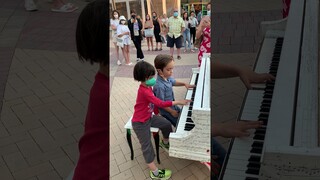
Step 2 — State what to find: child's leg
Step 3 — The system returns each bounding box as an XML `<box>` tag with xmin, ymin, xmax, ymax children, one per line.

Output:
<box><xmin>125</xmin><ymin>45</ymin><xmax>130</xmax><ymax>63</ymax></box>
<box><xmin>113</xmin><ymin>42</ymin><xmax>119</xmax><ymax>60</ymax></box>
<box><xmin>121</xmin><ymin>47</ymin><xmax>126</xmax><ymax>60</ymax></box>
<box><xmin>150</xmin><ymin>115</ymin><xmax>172</xmax><ymax>140</ymax></box>
<box><xmin>150</xmin><ymin>37</ymin><xmax>154</xmax><ymax>50</ymax></box>
<box><xmin>132</xmin><ymin>121</ymin><xmax>156</xmax><ymax>164</ymax></box>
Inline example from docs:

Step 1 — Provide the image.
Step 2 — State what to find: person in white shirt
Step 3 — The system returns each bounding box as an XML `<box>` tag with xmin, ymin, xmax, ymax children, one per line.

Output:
<box><xmin>110</xmin><ymin>10</ymin><xmax>121</xmax><ymax>65</ymax></box>
<box><xmin>117</xmin><ymin>16</ymin><xmax>132</xmax><ymax>66</ymax></box>
<box><xmin>182</xmin><ymin>12</ymin><xmax>194</xmax><ymax>53</ymax></box>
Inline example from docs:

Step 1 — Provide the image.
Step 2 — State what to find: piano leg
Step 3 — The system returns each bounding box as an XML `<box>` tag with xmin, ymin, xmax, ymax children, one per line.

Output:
<box><xmin>126</xmin><ymin>129</ymin><xmax>134</xmax><ymax>160</ymax></box>
<box><xmin>153</xmin><ymin>132</ymin><xmax>161</xmax><ymax>164</ymax></box>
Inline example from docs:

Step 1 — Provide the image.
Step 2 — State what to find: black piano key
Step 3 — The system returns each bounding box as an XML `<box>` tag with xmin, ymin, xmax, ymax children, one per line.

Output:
<box><xmin>247</xmin><ymin>162</ymin><xmax>261</xmax><ymax>169</ymax></box>
<box><xmin>263</xmin><ymin>94</ymin><xmax>272</xmax><ymax>99</ymax></box>
<box><xmin>248</xmin><ymin>155</ymin><xmax>261</xmax><ymax>163</ymax></box>
<box><xmin>184</xmin><ymin>123</ymin><xmax>195</xmax><ymax>131</ymax></box>
<box><xmin>260</xmin><ymin>107</ymin><xmax>270</xmax><ymax>112</ymax></box>
<box><xmin>250</xmin><ymin>147</ymin><xmax>263</xmax><ymax>154</ymax></box>
<box><xmin>253</xmin><ymin>134</ymin><xmax>265</xmax><ymax>140</ymax></box>
<box><xmin>255</xmin><ymin>128</ymin><xmax>266</xmax><ymax>134</ymax></box>
<box><xmin>245</xmin><ymin>177</ymin><xmax>259</xmax><ymax>180</ymax></box>
<box><xmin>252</xmin><ymin>141</ymin><xmax>264</xmax><ymax>148</ymax></box>
<box><xmin>246</xmin><ymin>168</ymin><xmax>260</xmax><ymax>175</ymax></box>
<box><xmin>258</xmin><ymin>113</ymin><xmax>269</xmax><ymax>118</ymax></box>
<box><xmin>186</xmin><ymin>117</ymin><xmax>193</xmax><ymax>123</ymax></box>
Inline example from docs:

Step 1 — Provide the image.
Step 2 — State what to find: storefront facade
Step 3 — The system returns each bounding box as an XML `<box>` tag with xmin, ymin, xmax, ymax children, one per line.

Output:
<box><xmin>109</xmin><ymin>0</ymin><xmax>210</xmax><ymax>20</ymax></box>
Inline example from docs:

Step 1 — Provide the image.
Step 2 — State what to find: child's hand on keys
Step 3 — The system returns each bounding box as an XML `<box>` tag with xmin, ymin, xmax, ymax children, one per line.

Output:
<box><xmin>180</xmin><ymin>99</ymin><xmax>192</xmax><ymax>105</ymax></box>
<box><xmin>185</xmin><ymin>84</ymin><xmax>196</xmax><ymax>89</ymax></box>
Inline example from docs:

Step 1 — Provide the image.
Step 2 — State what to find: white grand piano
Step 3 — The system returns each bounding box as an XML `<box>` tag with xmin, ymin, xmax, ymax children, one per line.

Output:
<box><xmin>219</xmin><ymin>0</ymin><xmax>320</xmax><ymax>179</ymax></box>
<box><xmin>169</xmin><ymin>53</ymin><xmax>211</xmax><ymax>163</ymax></box>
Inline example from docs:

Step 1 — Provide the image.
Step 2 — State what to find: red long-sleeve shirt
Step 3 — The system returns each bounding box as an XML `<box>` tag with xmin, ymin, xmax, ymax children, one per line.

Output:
<box><xmin>132</xmin><ymin>84</ymin><xmax>172</xmax><ymax>123</ymax></box>
<box><xmin>73</xmin><ymin>72</ymin><xmax>109</xmax><ymax>180</ymax></box>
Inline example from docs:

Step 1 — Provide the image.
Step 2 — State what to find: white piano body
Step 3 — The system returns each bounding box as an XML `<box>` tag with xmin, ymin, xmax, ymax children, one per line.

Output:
<box><xmin>169</xmin><ymin>53</ymin><xmax>211</xmax><ymax>162</ymax></box>
<box><xmin>220</xmin><ymin>0</ymin><xmax>320</xmax><ymax>179</ymax></box>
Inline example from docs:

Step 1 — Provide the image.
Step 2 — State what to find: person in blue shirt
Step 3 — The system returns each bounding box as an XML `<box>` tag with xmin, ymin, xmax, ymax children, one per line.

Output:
<box><xmin>153</xmin><ymin>54</ymin><xmax>195</xmax><ymax>127</ymax></box>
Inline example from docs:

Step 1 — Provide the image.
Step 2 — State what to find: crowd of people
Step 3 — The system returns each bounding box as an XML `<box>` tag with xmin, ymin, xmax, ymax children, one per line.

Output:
<box><xmin>110</xmin><ymin>3</ymin><xmax>212</xmax><ymax>66</ymax></box>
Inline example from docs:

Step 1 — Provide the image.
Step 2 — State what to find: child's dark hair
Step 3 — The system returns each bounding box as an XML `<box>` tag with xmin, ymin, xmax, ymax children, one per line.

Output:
<box><xmin>76</xmin><ymin>0</ymin><xmax>108</xmax><ymax>65</ymax></box>
<box><xmin>134</xmin><ymin>61</ymin><xmax>156</xmax><ymax>82</ymax></box>
<box><xmin>183</xmin><ymin>12</ymin><xmax>189</xmax><ymax>21</ymax></box>
<box><xmin>154</xmin><ymin>54</ymin><xmax>174</xmax><ymax>71</ymax></box>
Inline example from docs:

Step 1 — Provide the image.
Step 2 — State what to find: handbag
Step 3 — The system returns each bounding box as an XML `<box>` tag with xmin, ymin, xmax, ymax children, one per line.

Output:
<box><xmin>144</xmin><ymin>28</ymin><xmax>154</xmax><ymax>37</ymax></box>
<box><xmin>194</xmin><ymin>34</ymin><xmax>203</xmax><ymax>48</ymax></box>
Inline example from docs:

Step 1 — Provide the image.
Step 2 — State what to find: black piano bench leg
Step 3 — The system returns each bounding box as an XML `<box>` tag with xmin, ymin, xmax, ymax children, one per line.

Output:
<box><xmin>126</xmin><ymin>129</ymin><xmax>134</xmax><ymax>160</ymax></box>
<box><xmin>153</xmin><ymin>132</ymin><xmax>161</xmax><ymax>164</ymax></box>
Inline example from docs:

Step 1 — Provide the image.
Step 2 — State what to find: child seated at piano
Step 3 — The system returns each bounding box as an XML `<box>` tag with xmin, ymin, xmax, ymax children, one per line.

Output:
<box><xmin>153</xmin><ymin>54</ymin><xmax>196</xmax><ymax>127</ymax></box>
<box><xmin>132</xmin><ymin>61</ymin><xmax>191</xmax><ymax>180</ymax></box>
<box><xmin>211</xmin><ymin>61</ymin><xmax>274</xmax><ymax>178</ymax></box>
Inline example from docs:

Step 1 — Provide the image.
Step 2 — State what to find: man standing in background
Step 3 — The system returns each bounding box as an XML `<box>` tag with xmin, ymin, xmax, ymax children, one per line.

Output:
<box><xmin>167</xmin><ymin>8</ymin><xmax>185</xmax><ymax>60</ymax></box>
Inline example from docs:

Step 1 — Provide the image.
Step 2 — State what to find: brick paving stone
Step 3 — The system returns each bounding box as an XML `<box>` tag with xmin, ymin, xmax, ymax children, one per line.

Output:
<box><xmin>0</xmin><ymin>144</ymin><xmax>19</xmax><ymax>156</ymax></box>
<box><xmin>111</xmin><ymin>169</ymin><xmax>133</xmax><ymax>180</ymax></box>
<box><xmin>26</xmin><ymin>148</ymin><xmax>65</xmax><ymax>166</ymax></box>
<box><xmin>0</xmin><ymin>165</ymin><xmax>14</xmax><ymax>180</ymax></box>
<box><xmin>3</xmin><ymin>151</ymin><xmax>29</xmax><ymax>173</ymax></box>
<box><xmin>29</xmin><ymin>127</ymin><xmax>57</xmax><ymax>152</ymax></box>
<box><xmin>62</xmin><ymin>143</ymin><xmax>79</xmax><ymax>163</ymax></box>
<box><xmin>37</xmin><ymin>170</ymin><xmax>61</xmax><ymax>180</ymax></box>
<box><xmin>50</xmin><ymin>156</ymin><xmax>74</xmax><ymax>178</ymax></box>
<box><xmin>12</xmin><ymin>162</ymin><xmax>54</xmax><ymax>180</ymax></box>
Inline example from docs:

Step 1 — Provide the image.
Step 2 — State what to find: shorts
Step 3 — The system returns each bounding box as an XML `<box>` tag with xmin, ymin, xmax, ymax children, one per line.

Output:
<box><xmin>167</xmin><ymin>35</ymin><xmax>183</xmax><ymax>48</ymax></box>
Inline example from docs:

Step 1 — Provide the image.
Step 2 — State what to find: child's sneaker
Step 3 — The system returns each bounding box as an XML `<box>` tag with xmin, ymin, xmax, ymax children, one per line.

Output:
<box><xmin>150</xmin><ymin>169</ymin><xmax>172</xmax><ymax>179</ymax></box>
<box><xmin>159</xmin><ymin>140</ymin><xmax>169</xmax><ymax>153</ymax></box>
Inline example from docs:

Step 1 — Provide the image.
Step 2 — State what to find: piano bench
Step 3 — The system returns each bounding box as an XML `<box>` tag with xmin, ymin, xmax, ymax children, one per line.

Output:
<box><xmin>124</xmin><ymin>116</ymin><xmax>161</xmax><ymax>164</ymax></box>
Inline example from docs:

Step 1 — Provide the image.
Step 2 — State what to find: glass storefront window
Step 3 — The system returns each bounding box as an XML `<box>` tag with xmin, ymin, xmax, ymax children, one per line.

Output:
<box><xmin>129</xmin><ymin>1</ymin><xmax>143</xmax><ymax>18</ymax></box>
<box><xmin>115</xmin><ymin>2</ymin><xmax>127</xmax><ymax>19</ymax></box>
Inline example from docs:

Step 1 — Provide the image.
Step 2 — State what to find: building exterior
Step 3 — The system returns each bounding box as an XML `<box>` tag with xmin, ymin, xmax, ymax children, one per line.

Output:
<box><xmin>109</xmin><ymin>0</ymin><xmax>210</xmax><ymax>21</ymax></box>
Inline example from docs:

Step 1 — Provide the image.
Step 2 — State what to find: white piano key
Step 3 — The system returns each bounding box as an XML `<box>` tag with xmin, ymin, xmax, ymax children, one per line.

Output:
<box><xmin>222</xmin><ymin>173</ymin><xmax>247</xmax><ymax>180</ymax></box>
<box><xmin>226</xmin><ymin>159</ymin><xmax>250</xmax><ymax>171</ymax></box>
<box><xmin>240</xmin><ymin>90</ymin><xmax>264</xmax><ymax>121</ymax></box>
<box><xmin>251</xmin><ymin>37</ymin><xmax>277</xmax><ymax>89</ymax></box>
<box><xmin>223</xmin><ymin>169</ymin><xmax>259</xmax><ymax>180</ymax></box>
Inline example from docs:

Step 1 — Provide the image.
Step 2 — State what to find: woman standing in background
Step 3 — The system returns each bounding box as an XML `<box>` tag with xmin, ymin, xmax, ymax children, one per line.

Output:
<box><xmin>152</xmin><ymin>12</ymin><xmax>163</xmax><ymax>51</ymax></box>
<box><xmin>143</xmin><ymin>14</ymin><xmax>154</xmax><ymax>51</ymax></box>
<box><xmin>110</xmin><ymin>10</ymin><xmax>121</xmax><ymax>65</ymax></box>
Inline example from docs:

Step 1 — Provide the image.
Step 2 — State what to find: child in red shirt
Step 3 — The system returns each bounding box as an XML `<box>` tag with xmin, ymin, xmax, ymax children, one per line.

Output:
<box><xmin>132</xmin><ymin>61</ymin><xmax>191</xmax><ymax>179</ymax></box>
<box><xmin>72</xmin><ymin>1</ymin><xmax>109</xmax><ymax>179</ymax></box>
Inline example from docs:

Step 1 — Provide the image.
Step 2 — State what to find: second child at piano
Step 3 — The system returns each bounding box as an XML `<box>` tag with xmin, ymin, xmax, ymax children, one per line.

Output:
<box><xmin>132</xmin><ymin>61</ymin><xmax>191</xmax><ymax>180</ymax></box>
<box><xmin>153</xmin><ymin>54</ymin><xmax>196</xmax><ymax>127</ymax></box>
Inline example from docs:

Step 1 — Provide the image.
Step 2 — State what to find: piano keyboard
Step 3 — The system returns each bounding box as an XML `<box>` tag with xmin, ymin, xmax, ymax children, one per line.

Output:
<box><xmin>169</xmin><ymin>54</ymin><xmax>210</xmax><ymax>162</ymax></box>
<box><xmin>175</xmin><ymin>71</ymin><xmax>198</xmax><ymax>133</ymax></box>
<box><xmin>220</xmin><ymin>37</ymin><xmax>284</xmax><ymax>180</ymax></box>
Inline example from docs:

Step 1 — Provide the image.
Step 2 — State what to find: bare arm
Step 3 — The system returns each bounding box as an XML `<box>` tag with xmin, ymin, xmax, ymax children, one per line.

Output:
<box><xmin>212</xmin><ymin>61</ymin><xmax>275</xmax><ymax>89</ymax></box>
<box><xmin>213</xmin><ymin>121</ymin><xmax>262</xmax><ymax>137</ymax></box>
